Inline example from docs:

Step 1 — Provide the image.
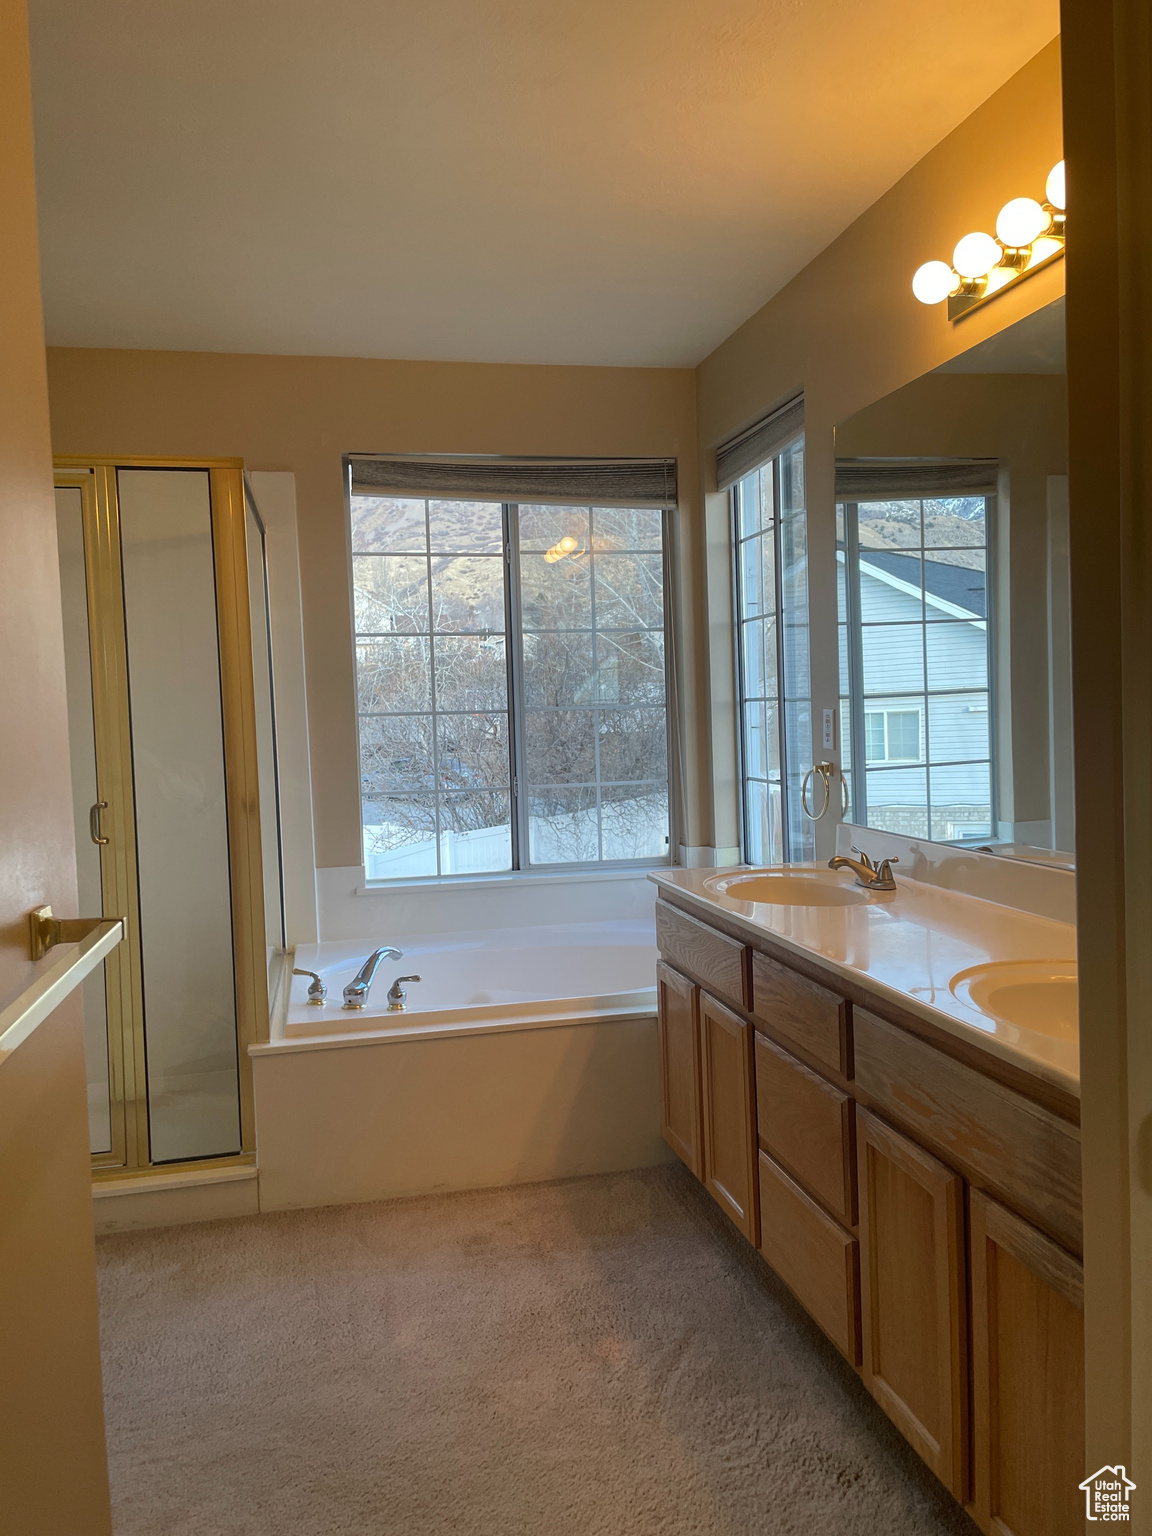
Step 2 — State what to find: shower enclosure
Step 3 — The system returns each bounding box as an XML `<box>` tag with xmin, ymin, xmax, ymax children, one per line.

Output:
<box><xmin>53</xmin><ymin>458</ymin><xmax>282</xmax><ymax>1175</ymax></box>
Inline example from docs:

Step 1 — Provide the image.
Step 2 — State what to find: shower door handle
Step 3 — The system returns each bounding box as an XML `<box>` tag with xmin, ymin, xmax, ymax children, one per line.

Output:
<box><xmin>89</xmin><ymin>801</ymin><xmax>109</xmax><ymax>845</ymax></box>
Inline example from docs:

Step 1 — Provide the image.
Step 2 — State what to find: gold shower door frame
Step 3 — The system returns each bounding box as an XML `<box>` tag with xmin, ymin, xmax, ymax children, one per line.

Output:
<box><xmin>54</xmin><ymin>457</ymin><xmax>269</xmax><ymax>1179</ymax></box>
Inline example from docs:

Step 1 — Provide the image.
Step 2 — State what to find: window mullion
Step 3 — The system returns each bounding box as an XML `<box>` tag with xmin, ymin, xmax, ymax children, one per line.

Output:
<box><xmin>774</xmin><ymin>460</ymin><xmax>788</xmax><ymax>860</ymax></box>
<box><xmin>423</xmin><ymin>501</ymin><xmax>441</xmax><ymax>875</ymax></box>
<box><xmin>505</xmin><ymin>502</ymin><xmax>530</xmax><ymax>869</ymax></box>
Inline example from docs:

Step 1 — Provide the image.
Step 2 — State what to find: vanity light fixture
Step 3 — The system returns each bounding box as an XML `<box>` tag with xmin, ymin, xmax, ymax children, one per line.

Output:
<box><xmin>543</xmin><ymin>534</ymin><xmax>586</xmax><ymax>564</ymax></box>
<box><xmin>912</xmin><ymin>160</ymin><xmax>1065</xmax><ymax>320</ymax></box>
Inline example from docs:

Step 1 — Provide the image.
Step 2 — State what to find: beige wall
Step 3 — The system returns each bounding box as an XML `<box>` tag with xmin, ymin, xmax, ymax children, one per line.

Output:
<box><xmin>0</xmin><ymin>0</ymin><xmax>112</xmax><ymax>1530</ymax></box>
<box><xmin>1060</xmin><ymin>0</ymin><xmax>1152</xmax><ymax>1490</ymax></box>
<box><xmin>44</xmin><ymin>350</ymin><xmax>701</xmax><ymax>868</ymax></box>
<box><xmin>836</xmin><ymin>370</ymin><xmax>1069</xmax><ymax>835</ymax></box>
<box><xmin>695</xmin><ymin>40</ymin><xmax>1064</xmax><ymax>857</ymax></box>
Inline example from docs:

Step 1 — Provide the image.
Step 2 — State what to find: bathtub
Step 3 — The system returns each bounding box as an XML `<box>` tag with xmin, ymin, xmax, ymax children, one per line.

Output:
<box><xmin>279</xmin><ymin>919</ymin><xmax>658</xmax><ymax>1039</ymax></box>
<box><xmin>251</xmin><ymin>916</ymin><xmax>670</xmax><ymax>1212</ymax></box>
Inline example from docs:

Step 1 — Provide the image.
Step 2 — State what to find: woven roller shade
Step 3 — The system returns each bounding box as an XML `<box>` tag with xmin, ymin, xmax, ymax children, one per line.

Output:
<box><xmin>348</xmin><ymin>454</ymin><xmax>678</xmax><ymax>509</ymax></box>
<box><xmin>835</xmin><ymin>459</ymin><xmax>999</xmax><ymax>500</ymax></box>
<box><xmin>714</xmin><ymin>394</ymin><xmax>804</xmax><ymax>490</ymax></box>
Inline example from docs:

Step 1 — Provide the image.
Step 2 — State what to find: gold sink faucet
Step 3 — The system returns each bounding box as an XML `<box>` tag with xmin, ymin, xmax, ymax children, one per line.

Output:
<box><xmin>828</xmin><ymin>847</ymin><xmax>899</xmax><ymax>891</ymax></box>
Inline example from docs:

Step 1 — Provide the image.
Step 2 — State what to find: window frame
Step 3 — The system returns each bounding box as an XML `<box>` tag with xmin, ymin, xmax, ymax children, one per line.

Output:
<box><xmin>348</xmin><ymin>493</ymin><xmax>677</xmax><ymax>883</ymax></box>
<box><xmin>731</xmin><ymin>439</ymin><xmax>812</xmax><ymax>866</ymax></box>
<box><xmin>863</xmin><ymin>705</ymin><xmax>923</xmax><ymax>765</ymax></box>
<box><xmin>838</xmin><ymin>493</ymin><xmax>997</xmax><ymax>843</ymax></box>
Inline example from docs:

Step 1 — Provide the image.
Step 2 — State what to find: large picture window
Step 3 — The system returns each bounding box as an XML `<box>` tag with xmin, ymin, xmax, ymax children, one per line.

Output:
<box><xmin>837</xmin><ymin>493</ymin><xmax>993</xmax><ymax>842</ymax></box>
<box><xmin>351</xmin><ymin>495</ymin><xmax>670</xmax><ymax>879</ymax></box>
<box><xmin>732</xmin><ymin>436</ymin><xmax>813</xmax><ymax>864</ymax></box>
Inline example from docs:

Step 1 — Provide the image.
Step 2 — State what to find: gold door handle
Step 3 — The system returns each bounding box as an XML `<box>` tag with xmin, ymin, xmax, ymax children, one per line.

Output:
<box><xmin>89</xmin><ymin>801</ymin><xmax>109</xmax><ymax>845</ymax></box>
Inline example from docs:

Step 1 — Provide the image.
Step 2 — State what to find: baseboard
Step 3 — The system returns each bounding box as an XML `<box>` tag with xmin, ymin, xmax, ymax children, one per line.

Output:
<box><xmin>93</xmin><ymin>1166</ymin><xmax>259</xmax><ymax>1234</ymax></box>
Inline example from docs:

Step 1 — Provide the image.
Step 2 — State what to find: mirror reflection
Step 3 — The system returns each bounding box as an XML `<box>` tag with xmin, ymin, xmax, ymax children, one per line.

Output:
<box><xmin>834</xmin><ymin>297</ymin><xmax>1070</xmax><ymax>864</ymax></box>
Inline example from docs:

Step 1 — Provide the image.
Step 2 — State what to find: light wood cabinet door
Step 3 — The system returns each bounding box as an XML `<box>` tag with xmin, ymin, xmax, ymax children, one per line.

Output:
<box><xmin>700</xmin><ymin>992</ymin><xmax>759</xmax><ymax>1244</ymax></box>
<box><xmin>656</xmin><ymin>962</ymin><xmax>702</xmax><ymax>1178</ymax></box>
<box><xmin>970</xmin><ymin>1191</ymin><xmax>1085</xmax><ymax>1536</ymax></box>
<box><xmin>758</xmin><ymin>1151</ymin><xmax>860</xmax><ymax>1364</ymax></box>
<box><xmin>857</xmin><ymin>1108</ymin><xmax>968</xmax><ymax>1501</ymax></box>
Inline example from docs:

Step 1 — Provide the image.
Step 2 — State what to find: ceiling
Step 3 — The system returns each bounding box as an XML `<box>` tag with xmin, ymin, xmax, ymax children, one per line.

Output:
<box><xmin>29</xmin><ymin>1</ymin><xmax>1059</xmax><ymax>368</ymax></box>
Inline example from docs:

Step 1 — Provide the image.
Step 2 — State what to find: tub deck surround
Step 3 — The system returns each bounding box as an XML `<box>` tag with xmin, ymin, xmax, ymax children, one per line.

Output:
<box><xmin>248</xmin><ymin>917</ymin><xmax>668</xmax><ymax>1210</ymax></box>
<box><xmin>648</xmin><ymin>866</ymin><xmax>1078</xmax><ymax>1099</ymax></box>
<box><xmin>259</xmin><ymin>920</ymin><xmax>657</xmax><ymax>1048</ymax></box>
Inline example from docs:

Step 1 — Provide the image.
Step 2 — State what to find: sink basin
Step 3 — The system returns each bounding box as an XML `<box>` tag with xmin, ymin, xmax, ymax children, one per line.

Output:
<box><xmin>950</xmin><ymin>960</ymin><xmax>1078</xmax><ymax>1038</ymax></box>
<box><xmin>705</xmin><ymin>870</ymin><xmax>869</xmax><ymax>908</ymax></box>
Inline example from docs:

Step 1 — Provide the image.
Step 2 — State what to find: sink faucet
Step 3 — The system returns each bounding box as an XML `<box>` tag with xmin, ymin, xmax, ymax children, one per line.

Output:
<box><xmin>828</xmin><ymin>846</ymin><xmax>899</xmax><ymax>891</ymax></box>
<box><xmin>342</xmin><ymin>947</ymin><xmax>403</xmax><ymax>1009</ymax></box>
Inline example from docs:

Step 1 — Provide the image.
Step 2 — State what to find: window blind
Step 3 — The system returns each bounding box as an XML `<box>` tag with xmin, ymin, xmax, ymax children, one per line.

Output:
<box><xmin>714</xmin><ymin>394</ymin><xmax>804</xmax><ymax>490</ymax></box>
<box><xmin>348</xmin><ymin>454</ymin><xmax>678</xmax><ymax>510</ymax></box>
<box><xmin>834</xmin><ymin>459</ymin><xmax>999</xmax><ymax>500</ymax></box>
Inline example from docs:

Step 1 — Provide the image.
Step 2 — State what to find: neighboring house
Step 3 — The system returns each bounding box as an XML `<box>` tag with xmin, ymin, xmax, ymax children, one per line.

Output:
<box><xmin>842</xmin><ymin>546</ymin><xmax>991</xmax><ymax>840</ymax></box>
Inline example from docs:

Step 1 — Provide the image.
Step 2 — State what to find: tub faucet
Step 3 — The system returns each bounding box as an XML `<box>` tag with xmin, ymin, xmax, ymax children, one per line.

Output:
<box><xmin>292</xmin><ymin>968</ymin><xmax>327</xmax><ymax>1006</ymax></box>
<box><xmin>828</xmin><ymin>846</ymin><xmax>899</xmax><ymax>891</ymax></box>
<box><xmin>343</xmin><ymin>947</ymin><xmax>403</xmax><ymax>1009</ymax></box>
<box><xmin>387</xmin><ymin>975</ymin><xmax>422</xmax><ymax>1012</ymax></box>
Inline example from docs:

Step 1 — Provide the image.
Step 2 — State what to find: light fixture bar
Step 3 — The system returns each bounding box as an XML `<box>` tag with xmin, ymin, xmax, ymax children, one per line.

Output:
<box><xmin>912</xmin><ymin>160</ymin><xmax>1066</xmax><ymax>321</ymax></box>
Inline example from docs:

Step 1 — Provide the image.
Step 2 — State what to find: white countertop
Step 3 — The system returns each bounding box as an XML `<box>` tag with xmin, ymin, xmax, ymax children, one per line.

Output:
<box><xmin>650</xmin><ymin>865</ymin><xmax>1079</xmax><ymax>1097</ymax></box>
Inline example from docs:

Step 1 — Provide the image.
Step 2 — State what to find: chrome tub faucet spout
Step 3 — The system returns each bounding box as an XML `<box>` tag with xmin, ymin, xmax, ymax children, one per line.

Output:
<box><xmin>827</xmin><ymin>846</ymin><xmax>899</xmax><ymax>891</ymax></box>
<box><xmin>342</xmin><ymin>947</ymin><xmax>403</xmax><ymax>1009</ymax></box>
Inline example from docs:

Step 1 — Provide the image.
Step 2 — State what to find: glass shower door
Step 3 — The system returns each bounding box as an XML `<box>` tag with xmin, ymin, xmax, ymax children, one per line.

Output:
<box><xmin>53</xmin><ymin>459</ymin><xmax>268</xmax><ymax>1174</ymax></box>
<box><xmin>54</xmin><ymin>482</ymin><xmax>115</xmax><ymax>1157</ymax></box>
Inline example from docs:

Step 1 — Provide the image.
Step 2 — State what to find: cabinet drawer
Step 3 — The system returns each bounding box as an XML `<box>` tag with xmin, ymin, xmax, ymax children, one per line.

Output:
<box><xmin>758</xmin><ymin>1151</ymin><xmax>860</xmax><ymax>1364</ymax></box>
<box><xmin>751</xmin><ymin>950</ymin><xmax>850</xmax><ymax>1077</ymax></box>
<box><xmin>854</xmin><ymin>1008</ymin><xmax>1082</xmax><ymax>1253</ymax></box>
<box><xmin>656</xmin><ymin>899</ymin><xmax>748</xmax><ymax>1011</ymax></box>
<box><xmin>755</xmin><ymin>1032</ymin><xmax>855</xmax><ymax>1224</ymax></box>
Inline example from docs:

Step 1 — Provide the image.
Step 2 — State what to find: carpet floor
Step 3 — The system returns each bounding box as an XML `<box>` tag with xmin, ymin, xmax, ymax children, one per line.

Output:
<box><xmin>97</xmin><ymin>1165</ymin><xmax>979</xmax><ymax>1535</ymax></box>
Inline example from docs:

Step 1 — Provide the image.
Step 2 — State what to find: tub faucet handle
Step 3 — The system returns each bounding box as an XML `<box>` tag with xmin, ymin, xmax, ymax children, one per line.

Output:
<box><xmin>292</xmin><ymin>968</ymin><xmax>327</xmax><ymax>1006</ymax></box>
<box><xmin>387</xmin><ymin>975</ymin><xmax>421</xmax><ymax>1012</ymax></box>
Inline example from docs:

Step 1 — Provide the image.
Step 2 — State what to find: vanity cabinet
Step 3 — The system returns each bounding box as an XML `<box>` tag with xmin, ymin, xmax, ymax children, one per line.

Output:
<box><xmin>653</xmin><ymin>887</ymin><xmax>1085</xmax><ymax>1534</ymax></box>
<box><xmin>970</xmin><ymin>1191</ymin><xmax>1085</xmax><ymax>1536</ymax></box>
<box><xmin>699</xmin><ymin>992</ymin><xmax>758</xmax><ymax>1243</ymax></box>
<box><xmin>655</xmin><ymin>962</ymin><xmax>703</xmax><ymax>1178</ymax></box>
<box><xmin>857</xmin><ymin>1109</ymin><xmax>968</xmax><ymax>1500</ymax></box>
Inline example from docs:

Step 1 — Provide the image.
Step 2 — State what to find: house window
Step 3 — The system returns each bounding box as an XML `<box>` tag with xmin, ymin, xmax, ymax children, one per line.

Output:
<box><xmin>864</xmin><ymin>707</ymin><xmax>921</xmax><ymax>764</ymax></box>
<box><xmin>351</xmin><ymin>495</ymin><xmax>670</xmax><ymax>879</ymax></box>
<box><xmin>838</xmin><ymin>494</ymin><xmax>993</xmax><ymax>842</ymax></box>
<box><xmin>732</xmin><ymin>436</ymin><xmax>812</xmax><ymax>864</ymax></box>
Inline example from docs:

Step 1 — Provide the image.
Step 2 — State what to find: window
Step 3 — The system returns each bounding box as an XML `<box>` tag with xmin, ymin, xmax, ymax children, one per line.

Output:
<box><xmin>351</xmin><ymin>495</ymin><xmax>670</xmax><ymax>879</ymax></box>
<box><xmin>864</xmin><ymin>707</ymin><xmax>921</xmax><ymax>764</ymax></box>
<box><xmin>838</xmin><ymin>494</ymin><xmax>993</xmax><ymax>842</ymax></box>
<box><xmin>732</xmin><ymin>436</ymin><xmax>813</xmax><ymax>864</ymax></box>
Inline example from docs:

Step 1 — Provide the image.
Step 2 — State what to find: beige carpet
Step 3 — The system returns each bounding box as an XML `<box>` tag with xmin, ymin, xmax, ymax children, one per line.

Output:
<box><xmin>97</xmin><ymin>1166</ymin><xmax>978</xmax><ymax>1535</ymax></box>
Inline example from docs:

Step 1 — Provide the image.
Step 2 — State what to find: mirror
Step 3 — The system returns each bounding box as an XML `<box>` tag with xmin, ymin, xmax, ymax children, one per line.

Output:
<box><xmin>834</xmin><ymin>296</ymin><xmax>1070</xmax><ymax>864</ymax></box>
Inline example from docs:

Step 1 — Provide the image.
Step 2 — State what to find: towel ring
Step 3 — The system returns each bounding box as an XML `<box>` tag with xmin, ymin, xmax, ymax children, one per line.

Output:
<box><xmin>801</xmin><ymin>762</ymin><xmax>849</xmax><ymax>822</ymax></box>
<box><xmin>801</xmin><ymin>762</ymin><xmax>833</xmax><ymax>821</ymax></box>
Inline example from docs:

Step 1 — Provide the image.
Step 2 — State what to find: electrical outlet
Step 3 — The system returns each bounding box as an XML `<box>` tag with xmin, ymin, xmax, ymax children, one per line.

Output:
<box><xmin>822</xmin><ymin>708</ymin><xmax>836</xmax><ymax>751</ymax></box>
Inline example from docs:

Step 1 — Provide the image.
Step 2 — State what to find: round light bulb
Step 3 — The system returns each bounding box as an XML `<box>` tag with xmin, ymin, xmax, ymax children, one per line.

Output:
<box><xmin>911</xmin><ymin>260</ymin><xmax>959</xmax><ymax>305</ymax></box>
<box><xmin>559</xmin><ymin>536</ymin><xmax>577</xmax><ymax>553</ymax></box>
<box><xmin>952</xmin><ymin>231</ymin><xmax>1002</xmax><ymax>280</ymax></box>
<box><xmin>996</xmin><ymin>197</ymin><xmax>1050</xmax><ymax>248</ymax></box>
<box><xmin>1046</xmin><ymin>159</ymin><xmax>1066</xmax><ymax>211</ymax></box>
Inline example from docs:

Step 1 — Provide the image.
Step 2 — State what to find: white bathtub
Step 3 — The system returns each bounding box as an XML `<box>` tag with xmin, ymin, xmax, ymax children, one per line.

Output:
<box><xmin>252</xmin><ymin>917</ymin><xmax>670</xmax><ymax>1212</ymax></box>
<box><xmin>279</xmin><ymin>919</ymin><xmax>658</xmax><ymax>1039</ymax></box>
